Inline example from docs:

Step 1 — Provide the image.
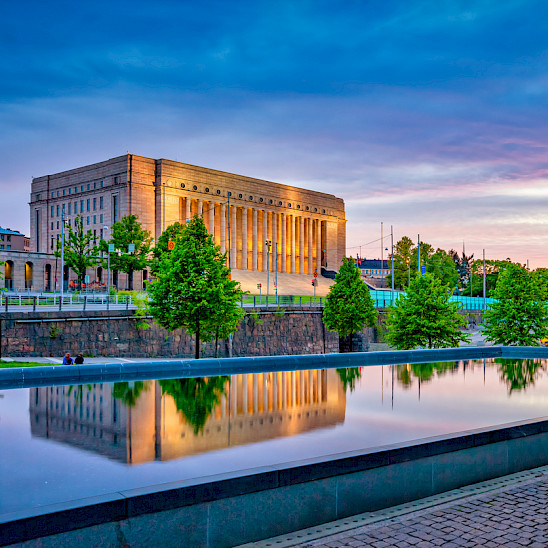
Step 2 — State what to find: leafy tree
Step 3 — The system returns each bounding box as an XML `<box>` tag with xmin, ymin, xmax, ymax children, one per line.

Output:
<box><xmin>483</xmin><ymin>263</ymin><xmax>548</xmax><ymax>346</ymax></box>
<box><xmin>150</xmin><ymin>221</ymin><xmax>186</xmax><ymax>275</ymax></box>
<box><xmin>450</xmin><ymin>248</ymin><xmax>474</xmax><ymax>290</ymax></box>
<box><xmin>386</xmin><ymin>236</ymin><xmax>414</xmax><ymax>289</ymax></box>
<box><xmin>385</xmin><ymin>273</ymin><xmax>471</xmax><ymax>349</ymax></box>
<box><xmin>426</xmin><ymin>248</ymin><xmax>459</xmax><ymax>290</ymax></box>
<box><xmin>159</xmin><ymin>376</ymin><xmax>229</xmax><ymax>434</ymax></box>
<box><xmin>112</xmin><ymin>381</ymin><xmax>149</xmax><ymax>407</ymax></box>
<box><xmin>99</xmin><ymin>214</ymin><xmax>152</xmax><ymax>290</ymax></box>
<box><xmin>323</xmin><ymin>257</ymin><xmax>377</xmax><ymax>351</ymax></box>
<box><xmin>397</xmin><ymin>361</ymin><xmax>459</xmax><ymax>387</ymax></box>
<box><xmin>148</xmin><ymin>215</ymin><xmax>244</xmax><ymax>359</ymax></box>
<box><xmin>54</xmin><ymin>215</ymin><xmax>98</xmax><ymax>289</ymax></box>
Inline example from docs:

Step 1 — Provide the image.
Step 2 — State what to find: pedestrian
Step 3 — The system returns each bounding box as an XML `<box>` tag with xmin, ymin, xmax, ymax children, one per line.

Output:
<box><xmin>62</xmin><ymin>352</ymin><xmax>73</xmax><ymax>365</ymax></box>
<box><xmin>74</xmin><ymin>353</ymin><xmax>84</xmax><ymax>365</ymax></box>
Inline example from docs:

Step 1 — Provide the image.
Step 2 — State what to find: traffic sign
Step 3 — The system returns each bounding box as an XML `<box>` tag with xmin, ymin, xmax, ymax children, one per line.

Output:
<box><xmin>168</xmin><ymin>240</ymin><xmax>175</xmax><ymax>251</ymax></box>
<box><xmin>257</xmin><ymin>283</ymin><xmax>262</xmax><ymax>289</ymax></box>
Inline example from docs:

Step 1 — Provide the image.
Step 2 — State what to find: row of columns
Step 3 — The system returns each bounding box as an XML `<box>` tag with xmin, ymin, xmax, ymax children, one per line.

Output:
<box><xmin>218</xmin><ymin>371</ymin><xmax>327</xmax><ymax>417</ymax></box>
<box><xmin>179</xmin><ymin>197</ymin><xmax>324</xmax><ymax>274</ymax></box>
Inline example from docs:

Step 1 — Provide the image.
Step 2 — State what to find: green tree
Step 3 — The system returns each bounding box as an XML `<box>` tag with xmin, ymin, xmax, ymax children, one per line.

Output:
<box><xmin>323</xmin><ymin>257</ymin><xmax>377</xmax><ymax>351</ymax></box>
<box><xmin>496</xmin><ymin>358</ymin><xmax>544</xmax><ymax>393</ymax></box>
<box><xmin>386</xmin><ymin>236</ymin><xmax>414</xmax><ymax>289</ymax></box>
<box><xmin>336</xmin><ymin>367</ymin><xmax>362</xmax><ymax>392</ymax></box>
<box><xmin>385</xmin><ymin>273</ymin><xmax>471</xmax><ymax>349</ymax></box>
<box><xmin>483</xmin><ymin>263</ymin><xmax>548</xmax><ymax>346</ymax></box>
<box><xmin>159</xmin><ymin>376</ymin><xmax>229</xmax><ymax>434</ymax></box>
<box><xmin>426</xmin><ymin>248</ymin><xmax>459</xmax><ymax>290</ymax></box>
<box><xmin>54</xmin><ymin>215</ymin><xmax>98</xmax><ymax>289</ymax></box>
<box><xmin>112</xmin><ymin>381</ymin><xmax>149</xmax><ymax>407</ymax></box>
<box><xmin>148</xmin><ymin>215</ymin><xmax>244</xmax><ymax>359</ymax></box>
<box><xmin>150</xmin><ymin>221</ymin><xmax>186</xmax><ymax>275</ymax></box>
<box><xmin>99</xmin><ymin>214</ymin><xmax>152</xmax><ymax>290</ymax></box>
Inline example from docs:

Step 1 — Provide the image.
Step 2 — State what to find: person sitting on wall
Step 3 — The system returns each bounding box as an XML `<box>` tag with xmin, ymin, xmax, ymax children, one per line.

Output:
<box><xmin>74</xmin><ymin>353</ymin><xmax>84</xmax><ymax>365</ymax></box>
<box><xmin>62</xmin><ymin>352</ymin><xmax>73</xmax><ymax>365</ymax></box>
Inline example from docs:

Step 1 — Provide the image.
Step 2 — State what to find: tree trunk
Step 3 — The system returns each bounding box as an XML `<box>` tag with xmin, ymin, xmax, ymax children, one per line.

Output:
<box><xmin>195</xmin><ymin>323</ymin><xmax>200</xmax><ymax>359</ymax></box>
<box><xmin>214</xmin><ymin>328</ymin><xmax>219</xmax><ymax>358</ymax></box>
<box><xmin>129</xmin><ymin>270</ymin><xmax>134</xmax><ymax>290</ymax></box>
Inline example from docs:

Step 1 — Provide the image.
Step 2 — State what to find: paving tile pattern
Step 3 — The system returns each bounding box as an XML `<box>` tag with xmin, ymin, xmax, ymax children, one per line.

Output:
<box><xmin>295</xmin><ymin>475</ymin><xmax>548</xmax><ymax>548</ymax></box>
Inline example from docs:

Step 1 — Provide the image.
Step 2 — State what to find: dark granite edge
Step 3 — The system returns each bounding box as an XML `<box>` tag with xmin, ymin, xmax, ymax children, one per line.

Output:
<box><xmin>1</xmin><ymin>345</ymin><xmax>537</xmax><ymax>389</ymax></box>
<box><xmin>2</xmin><ymin>415</ymin><xmax>548</xmax><ymax>546</ymax></box>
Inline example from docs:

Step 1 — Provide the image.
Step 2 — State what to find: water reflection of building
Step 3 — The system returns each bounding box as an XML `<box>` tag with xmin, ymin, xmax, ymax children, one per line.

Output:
<box><xmin>30</xmin><ymin>370</ymin><xmax>346</xmax><ymax>465</ymax></box>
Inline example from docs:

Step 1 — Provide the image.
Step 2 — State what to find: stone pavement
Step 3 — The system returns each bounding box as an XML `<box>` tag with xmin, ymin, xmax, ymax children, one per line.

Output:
<box><xmin>253</xmin><ymin>467</ymin><xmax>548</xmax><ymax>548</ymax></box>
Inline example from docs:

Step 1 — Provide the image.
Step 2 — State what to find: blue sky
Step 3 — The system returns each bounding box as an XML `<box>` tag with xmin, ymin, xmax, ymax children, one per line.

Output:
<box><xmin>2</xmin><ymin>1</ymin><xmax>548</xmax><ymax>266</ymax></box>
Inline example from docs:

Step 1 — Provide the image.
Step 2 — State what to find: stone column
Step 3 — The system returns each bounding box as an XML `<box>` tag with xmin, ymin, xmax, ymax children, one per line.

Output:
<box><xmin>231</xmin><ymin>205</ymin><xmax>237</xmax><ymax>269</ymax></box>
<box><xmin>290</xmin><ymin>215</ymin><xmax>295</xmax><ymax>274</ymax></box>
<box><xmin>299</xmin><ymin>216</ymin><xmax>305</xmax><ymax>275</ymax></box>
<box><xmin>281</xmin><ymin>212</ymin><xmax>286</xmax><ymax>273</ymax></box>
<box><xmin>272</xmin><ymin>211</ymin><xmax>278</xmax><ymax>273</ymax></box>
<box><xmin>242</xmin><ymin>207</ymin><xmax>248</xmax><ymax>270</ymax></box>
<box><xmin>198</xmin><ymin>199</ymin><xmax>203</xmax><ymax>216</ymax></box>
<box><xmin>185</xmin><ymin>197</ymin><xmax>191</xmax><ymax>221</ymax></box>
<box><xmin>252</xmin><ymin>208</ymin><xmax>258</xmax><ymax>271</ymax></box>
<box><xmin>308</xmin><ymin>218</ymin><xmax>313</xmax><ymax>275</ymax></box>
<box><xmin>316</xmin><ymin>218</ymin><xmax>322</xmax><ymax>273</ymax></box>
<box><xmin>262</xmin><ymin>210</ymin><xmax>268</xmax><ymax>272</ymax></box>
<box><xmin>209</xmin><ymin>202</ymin><xmax>214</xmax><ymax>236</ymax></box>
<box><xmin>220</xmin><ymin>203</ymin><xmax>226</xmax><ymax>254</ymax></box>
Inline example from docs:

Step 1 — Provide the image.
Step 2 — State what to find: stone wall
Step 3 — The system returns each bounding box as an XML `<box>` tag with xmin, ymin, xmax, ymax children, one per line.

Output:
<box><xmin>0</xmin><ymin>308</ymin><xmax>379</xmax><ymax>358</ymax></box>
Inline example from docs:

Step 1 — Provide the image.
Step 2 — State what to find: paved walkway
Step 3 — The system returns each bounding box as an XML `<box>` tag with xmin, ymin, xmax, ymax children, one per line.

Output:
<box><xmin>251</xmin><ymin>467</ymin><xmax>548</xmax><ymax>548</ymax></box>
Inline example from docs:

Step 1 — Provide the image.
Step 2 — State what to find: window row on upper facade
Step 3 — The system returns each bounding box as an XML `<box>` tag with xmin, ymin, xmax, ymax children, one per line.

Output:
<box><xmin>34</xmin><ymin>175</ymin><xmax>121</xmax><ymax>202</ymax></box>
<box><xmin>50</xmin><ymin>196</ymin><xmax>104</xmax><ymax>217</ymax></box>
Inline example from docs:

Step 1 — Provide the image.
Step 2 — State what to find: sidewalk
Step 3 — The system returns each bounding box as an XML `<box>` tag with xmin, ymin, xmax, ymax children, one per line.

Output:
<box><xmin>249</xmin><ymin>466</ymin><xmax>548</xmax><ymax>548</ymax></box>
<box><xmin>0</xmin><ymin>356</ymin><xmax>194</xmax><ymax>365</ymax></box>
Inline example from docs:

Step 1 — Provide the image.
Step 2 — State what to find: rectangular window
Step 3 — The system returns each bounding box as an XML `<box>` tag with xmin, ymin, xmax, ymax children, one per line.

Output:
<box><xmin>37</xmin><ymin>194</ymin><xmax>41</xmax><ymax>201</ymax></box>
<box><xmin>56</xmin><ymin>205</ymin><xmax>59</xmax><ymax>216</ymax></box>
<box><xmin>68</xmin><ymin>203</ymin><xmax>71</xmax><ymax>215</ymax></box>
<box><xmin>86</xmin><ymin>199</ymin><xmax>90</xmax><ymax>211</ymax></box>
<box><xmin>87</xmin><ymin>216</ymin><xmax>90</xmax><ymax>225</ymax></box>
<box><xmin>51</xmin><ymin>222</ymin><xmax>53</xmax><ymax>230</ymax></box>
<box><xmin>51</xmin><ymin>237</ymin><xmax>54</xmax><ymax>250</ymax></box>
<box><xmin>7</xmin><ymin>235</ymin><xmax>10</xmax><ymax>242</ymax></box>
<box><xmin>113</xmin><ymin>195</ymin><xmax>118</xmax><ymax>222</ymax></box>
<box><xmin>81</xmin><ymin>185</ymin><xmax>84</xmax><ymax>192</ymax></box>
<box><xmin>93</xmin><ymin>197</ymin><xmax>96</xmax><ymax>210</ymax></box>
<box><xmin>51</xmin><ymin>192</ymin><xmax>54</xmax><ymax>198</ymax></box>
<box><xmin>57</xmin><ymin>221</ymin><xmax>59</xmax><ymax>229</ymax></box>
<box><xmin>63</xmin><ymin>189</ymin><xmax>65</xmax><ymax>196</ymax></box>
<box><xmin>80</xmin><ymin>200</ymin><xmax>84</xmax><ymax>213</ymax></box>
<box><xmin>69</xmin><ymin>188</ymin><xmax>71</xmax><ymax>195</ymax></box>
<box><xmin>74</xmin><ymin>201</ymin><xmax>77</xmax><ymax>213</ymax></box>
<box><xmin>87</xmin><ymin>184</ymin><xmax>90</xmax><ymax>191</ymax></box>
<box><xmin>100</xmin><ymin>214</ymin><xmax>103</xmax><ymax>223</ymax></box>
<box><xmin>0</xmin><ymin>245</ymin><xmax>3</xmax><ymax>250</ymax></box>
<box><xmin>51</xmin><ymin>206</ymin><xmax>54</xmax><ymax>216</ymax></box>
<box><xmin>114</xmin><ymin>176</ymin><xmax>119</xmax><ymax>184</ymax></box>
<box><xmin>93</xmin><ymin>229</ymin><xmax>97</xmax><ymax>240</ymax></box>
<box><xmin>100</xmin><ymin>181</ymin><xmax>103</xmax><ymax>188</ymax></box>
<box><xmin>75</xmin><ymin>187</ymin><xmax>77</xmax><ymax>193</ymax></box>
<box><xmin>93</xmin><ymin>182</ymin><xmax>96</xmax><ymax>189</ymax></box>
<box><xmin>93</xmin><ymin>215</ymin><xmax>96</xmax><ymax>224</ymax></box>
<box><xmin>100</xmin><ymin>228</ymin><xmax>103</xmax><ymax>240</ymax></box>
<box><xmin>57</xmin><ymin>191</ymin><xmax>60</xmax><ymax>197</ymax></box>
<box><xmin>100</xmin><ymin>196</ymin><xmax>103</xmax><ymax>209</ymax></box>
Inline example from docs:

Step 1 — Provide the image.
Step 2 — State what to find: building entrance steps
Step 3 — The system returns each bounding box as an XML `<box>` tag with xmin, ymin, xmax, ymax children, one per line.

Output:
<box><xmin>232</xmin><ymin>270</ymin><xmax>334</xmax><ymax>297</ymax></box>
<box><xmin>247</xmin><ymin>465</ymin><xmax>548</xmax><ymax>548</ymax></box>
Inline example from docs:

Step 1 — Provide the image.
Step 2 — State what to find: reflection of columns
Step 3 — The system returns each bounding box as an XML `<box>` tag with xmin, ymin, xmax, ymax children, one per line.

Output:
<box><xmin>231</xmin><ymin>205</ymin><xmax>237</xmax><ymax>269</ymax></box>
<box><xmin>291</xmin><ymin>371</ymin><xmax>296</xmax><ymax>407</ymax></box>
<box><xmin>262</xmin><ymin>210</ymin><xmax>268</xmax><ymax>271</ymax></box>
<box><xmin>308</xmin><ymin>218</ymin><xmax>313</xmax><ymax>275</ymax></box>
<box><xmin>281</xmin><ymin>213</ymin><xmax>286</xmax><ymax>273</ymax></box>
<box><xmin>282</xmin><ymin>371</ymin><xmax>287</xmax><ymax>409</ymax></box>
<box><xmin>185</xmin><ymin>197</ymin><xmax>191</xmax><ymax>221</ymax></box>
<box><xmin>263</xmin><ymin>374</ymin><xmax>268</xmax><ymax>412</ymax></box>
<box><xmin>299</xmin><ymin>217</ymin><xmax>305</xmax><ymax>274</ymax></box>
<box><xmin>242</xmin><ymin>207</ymin><xmax>248</xmax><ymax>270</ymax></box>
<box><xmin>290</xmin><ymin>215</ymin><xmax>295</xmax><ymax>274</ymax></box>
<box><xmin>273</xmin><ymin>372</ymin><xmax>278</xmax><ymax>411</ymax></box>
<box><xmin>220</xmin><ymin>203</ymin><xmax>226</xmax><ymax>254</ymax></box>
<box><xmin>252</xmin><ymin>208</ymin><xmax>258</xmax><ymax>271</ymax></box>
<box><xmin>242</xmin><ymin>374</ymin><xmax>248</xmax><ymax>415</ymax></box>
<box><xmin>300</xmin><ymin>370</ymin><xmax>305</xmax><ymax>404</ymax></box>
<box><xmin>309</xmin><ymin>370</ymin><xmax>314</xmax><ymax>404</ymax></box>
<box><xmin>198</xmin><ymin>199</ymin><xmax>203</xmax><ymax>216</ymax></box>
<box><xmin>272</xmin><ymin>212</ymin><xmax>277</xmax><ymax>273</ymax></box>
<box><xmin>209</xmin><ymin>202</ymin><xmax>214</xmax><ymax>236</ymax></box>
<box><xmin>316</xmin><ymin>219</ymin><xmax>321</xmax><ymax>273</ymax></box>
<box><xmin>253</xmin><ymin>374</ymin><xmax>258</xmax><ymax>413</ymax></box>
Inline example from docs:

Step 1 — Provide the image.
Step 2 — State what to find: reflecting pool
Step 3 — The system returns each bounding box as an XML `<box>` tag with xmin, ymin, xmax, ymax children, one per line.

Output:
<box><xmin>1</xmin><ymin>358</ymin><xmax>548</xmax><ymax>517</ymax></box>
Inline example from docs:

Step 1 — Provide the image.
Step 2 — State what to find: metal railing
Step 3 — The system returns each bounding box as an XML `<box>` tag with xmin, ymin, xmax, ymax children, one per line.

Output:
<box><xmin>1</xmin><ymin>294</ymin><xmax>134</xmax><ymax>312</ymax></box>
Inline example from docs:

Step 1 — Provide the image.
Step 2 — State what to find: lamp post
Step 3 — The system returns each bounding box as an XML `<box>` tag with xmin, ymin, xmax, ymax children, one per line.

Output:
<box><xmin>265</xmin><ymin>238</ymin><xmax>272</xmax><ymax>307</ymax></box>
<box><xmin>60</xmin><ymin>209</ymin><xmax>67</xmax><ymax>301</ymax></box>
<box><xmin>103</xmin><ymin>226</ymin><xmax>110</xmax><ymax>295</ymax></box>
<box><xmin>390</xmin><ymin>225</ymin><xmax>394</xmax><ymax>305</ymax></box>
<box><xmin>406</xmin><ymin>258</ymin><xmax>410</xmax><ymax>287</ymax></box>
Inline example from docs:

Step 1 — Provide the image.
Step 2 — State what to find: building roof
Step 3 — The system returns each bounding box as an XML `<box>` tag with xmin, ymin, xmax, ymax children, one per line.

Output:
<box><xmin>359</xmin><ymin>259</ymin><xmax>389</xmax><ymax>269</ymax></box>
<box><xmin>0</xmin><ymin>227</ymin><xmax>25</xmax><ymax>236</ymax></box>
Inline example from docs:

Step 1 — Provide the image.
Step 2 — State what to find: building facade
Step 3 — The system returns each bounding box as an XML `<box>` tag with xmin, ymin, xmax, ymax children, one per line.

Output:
<box><xmin>29</xmin><ymin>154</ymin><xmax>346</xmax><ymax>279</ymax></box>
<box><xmin>0</xmin><ymin>227</ymin><xmax>29</xmax><ymax>251</ymax></box>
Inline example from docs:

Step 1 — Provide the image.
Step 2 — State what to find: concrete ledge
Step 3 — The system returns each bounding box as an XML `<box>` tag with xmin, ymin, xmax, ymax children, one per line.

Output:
<box><xmin>1</xmin><ymin>345</ymin><xmax>544</xmax><ymax>389</ymax></box>
<box><xmin>3</xmin><ymin>416</ymin><xmax>548</xmax><ymax>546</ymax></box>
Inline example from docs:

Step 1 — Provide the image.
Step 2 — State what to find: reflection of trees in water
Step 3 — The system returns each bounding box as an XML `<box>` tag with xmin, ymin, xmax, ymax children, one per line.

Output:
<box><xmin>112</xmin><ymin>381</ymin><xmax>149</xmax><ymax>407</ymax></box>
<box><xmin>159</xmin><ymin>376</ymin><xmax>229</xmax><ymax>434</ymax></box>
<box><xmin>396</xmin><ymin>361</ymin><xmax>459</xmax><ymax>388</ymax></box>
<box><xmin>496</xmin><ymin>359</ymin><xmax>546</xmax><ymax>393</ymax></box>
<box><xmin>336</xmin><ymin>368</ymin><xmax>362</xmax><ymax>392</ymax></box>
<box><xmin>67</xmin><ymin>384</ymin><xmax>93</xmax><ymax>403</ymax></box>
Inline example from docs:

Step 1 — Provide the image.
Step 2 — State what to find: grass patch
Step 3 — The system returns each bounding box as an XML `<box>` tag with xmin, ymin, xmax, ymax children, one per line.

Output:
<box><xmin>0</xmin><ymin>360</ymin><xmax>57</xmax><ymax>368</ymax></box>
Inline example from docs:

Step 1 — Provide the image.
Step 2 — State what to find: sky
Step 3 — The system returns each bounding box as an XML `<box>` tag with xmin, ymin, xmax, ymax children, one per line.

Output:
<box><xmin>1</xmin><ymin>0</ymin><xmax>548</xmax><ymax>267</ymax></box>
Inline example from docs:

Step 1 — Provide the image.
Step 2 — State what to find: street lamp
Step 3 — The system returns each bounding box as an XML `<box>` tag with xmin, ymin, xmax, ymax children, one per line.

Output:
<box><xmin>60</xmin><ymin>209</ymin><xmax>68</xmax><ymax>301</ymax></box>
<box><xmin>406</xmin><ymin>258</ymin><xmax>410</xmax><ymax>287</ymax></box>
<box><xmin>265</xmin><ymin>238</ymin><xmax>272</xmax><ymax>307</ymax></box>
<box><xmin>103</xmin><ymin>226</ymin><xmax>110</xmax><ymax>295</ymax></box>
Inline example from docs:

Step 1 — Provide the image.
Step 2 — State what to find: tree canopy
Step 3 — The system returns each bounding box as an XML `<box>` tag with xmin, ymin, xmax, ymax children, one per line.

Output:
<box><xmin>323</xmin><ymin>256</ymin><xmax>377</xmax><ymax>351</ymax></box>
<box><xmin>99</xmin><ymin>214</ymin><xmax>152</xmax><ymax>290</ymax></box>
<box><xmin>150</xmin><ymin>221</ymin><xmax>186</xmax><ymax>275</ymax></box>
<box><xmin>54</xmin><ymin>215</ymin><xmax>98</xmax><ymax>289</ymax></box>
<box><xmin>482</xmin><ymin>263</ymin><xmax>548</xmax><ymax>346</ymax></box>
<box><xmin>385</xmin><ymin>273</ymin><xmax>471</xmax><ymax>349</ymax></box>
<box><xmin>148</xmin><ymin>215</ymin><xmax>245</xmax><ymax>359</ymax></box>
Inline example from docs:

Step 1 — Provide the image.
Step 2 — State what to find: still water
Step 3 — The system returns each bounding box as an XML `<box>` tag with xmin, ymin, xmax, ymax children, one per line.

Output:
<box><xmin>1</xmin><ymin>358</ymin><xmax>548</xmax><ymax>516</ymax></box>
